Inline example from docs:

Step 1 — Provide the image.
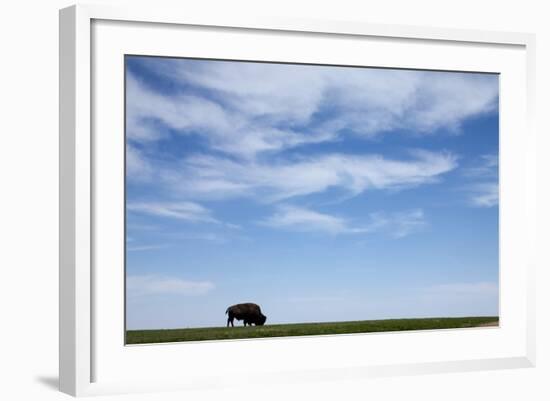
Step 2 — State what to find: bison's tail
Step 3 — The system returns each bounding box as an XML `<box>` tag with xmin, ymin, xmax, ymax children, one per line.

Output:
<box><xmin>225</xmin><ymin>307</ymin><xmax>229</xmax><ymax>315</ymax></box>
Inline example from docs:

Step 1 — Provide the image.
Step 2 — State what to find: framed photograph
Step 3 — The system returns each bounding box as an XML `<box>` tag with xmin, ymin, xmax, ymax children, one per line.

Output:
<box><xmin>59</xmin><ymin>4</ymin><xmax>536</xmax><ymax>397</ymax></box>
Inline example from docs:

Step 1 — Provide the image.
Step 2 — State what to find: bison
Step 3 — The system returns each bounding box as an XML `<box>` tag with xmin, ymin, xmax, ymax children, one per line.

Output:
<box><xmin>226</xmin><ymin>303</ymin><xmax>267</xmax><ymax>327</ymax></box>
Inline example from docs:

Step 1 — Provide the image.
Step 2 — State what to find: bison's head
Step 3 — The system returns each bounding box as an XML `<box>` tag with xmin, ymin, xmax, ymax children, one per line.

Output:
<box><xmin>257</xmin><ymin>314</ymin><xmax>267</xmax><ymax>326</ymax></box>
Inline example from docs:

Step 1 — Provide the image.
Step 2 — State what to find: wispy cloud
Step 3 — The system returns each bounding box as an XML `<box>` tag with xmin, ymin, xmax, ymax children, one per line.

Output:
<box><xmin>463</xmin><ymin>154</ymin><xmax>498</xmax><ymax>178</ymax></box>
<box><xmin>127</xmin><ymin>201</ymin><xmax>219</xmax><ymax>223</ymax></box>
<box><xmin>162</xmin><ymin>150</ymin><xmax>457</xmax><ymax>202</ymax></box>
<box><xmin>260</xmin><ymin>205</ymin><xmax>354</xmax><ymax>234</ymax></box>
<box><xmin>260</xmin><ymin>205</ymin><xmax>426</xmax><ymax>238</ymax></box>
<box><xmin>127</xmin><ymin>61</ymin><xmax>498</xmax><ymax>160</ymax></box>
<box><xmin>126</xmin><ymin>72</ymin><xmax>334</xmax><ymax>159</ymax></box>
<box><xmin>175</xmin><ymin>232</ymin><xmax>230</xmax><ymax>243</ymax></box>
<box><xmin>463</xmin><ymin>154</ymin><xmax>499</xmax><ymax>207</ymax></box>
<box><xmin>126</xmin><ymin>144</ymin><xmax>152</xmax><ymax>181</ymax></box>
<box><xmin>127</xmin><ymin>275</ymin><xmax>215</xmax><ymax>296</ymax></box>
<box><xmin>125</xmin><ymin>59</ymin><xmax>481</xmax><ymax>209</ymax></box>
<box><xmin>469</xmin><ymin>183</ymin><xmax>499</xmax><ymax>207</ymax></box>
<box><xmin>386</xmin><ymin>209</ymin><xmax>427</xmax><ymax>238</ymax></box>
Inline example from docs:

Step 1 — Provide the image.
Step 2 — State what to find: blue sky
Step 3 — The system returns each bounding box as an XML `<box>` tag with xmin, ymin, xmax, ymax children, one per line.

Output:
<box><xmin>125</xmin><ymin>56</ymin><xmax>499</xmax><ymax>330</ymax></box>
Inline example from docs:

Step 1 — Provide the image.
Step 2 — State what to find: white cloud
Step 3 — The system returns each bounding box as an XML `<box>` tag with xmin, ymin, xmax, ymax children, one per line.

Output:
<box><xmin>260</xmin><ymin>205</ymin><xmax>351</xmax><ymax>234</ymax></box>
<box><xmin>141</xmin><ymin>59</ymin><xmax>328</xmax><ymax>124</ymax></box>
<box><xmin>469</xmin><ymin>183</ymin><xmax>499</xmax><ymax>207</ymax></box>
<box><xmin>127</xmin><ymin>275</ymin><xmax>215</xmax><ymax>296</ymax></box>
<box><xmin>127</xmin><ymin>61</ymin><xmax>498</xmax><ymax>159</ymax></box>
<box><xmin>260</xmin><ymin>205</ymin><xmax>426</xmax><ymax>237</ymax></box>
<box><xmin>174</xmin><ymin>232</ymin><xmax>230</xmax><ymax>243</ymax></box>
<box><xmin>127</xmin><ymin>201</ymin><xmax>219</xmax><ymax>223</ymax></box>
<box><xmin>127</xmin><ymin>72</ymin><xmax>236</xmax><ymax>135</ymax></box>
<box><xmin>126</xmin><ymin>60</ymin><xmax>486</xmax><ymax>207</ymax></box>
<box><xmin>163</xmin><ymin>60</ymin><xmax>497</xmax><ymax>133</ymax></box>
<box><xmin>162</xmin><ymin>150</ymin><xmax>457</xmax><ymax>202</ymax></box>
<box><xmin>464</xmin><ymin>154</ymin><xmax>498</xmax><ymax>178</ymax></box>
<box><xmin>126</xmin><ymin>144</ymin><xmax>152</xmax><ymax>180</ymax></box>
<box><xmin>463</xmin><ymin>154</ymin><xmax>498</xmax><ymax>207</ymax></box>
<box><xmin>126</xmin><ymin>72</ymin><xmax>334</xmax><ymax>159</ymax></box>
<box><xmin>388</xmin><ymin>209</ymin><xmax>427</xmax><ymax>238</ymax></box>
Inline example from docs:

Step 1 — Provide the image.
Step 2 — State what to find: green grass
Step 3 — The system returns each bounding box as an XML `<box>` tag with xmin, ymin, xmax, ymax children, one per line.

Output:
<box><xmin>126</xmin><ymin>316</ymin><xmax>498</xmax><ymax>344</ymax></box>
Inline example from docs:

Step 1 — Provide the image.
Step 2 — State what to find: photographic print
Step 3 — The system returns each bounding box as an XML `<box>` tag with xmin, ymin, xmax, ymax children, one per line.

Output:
<box><xmin>125</xmin><ymin>56</ymin><xmax>499</xmax><ymax>344</ymax></box>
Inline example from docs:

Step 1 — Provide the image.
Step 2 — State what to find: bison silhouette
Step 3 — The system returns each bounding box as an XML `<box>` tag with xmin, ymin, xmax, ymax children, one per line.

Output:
<box><xmin>226</xmin><ymin>303</ymin><xmax>267</xmax><ymax>327</ymax></box>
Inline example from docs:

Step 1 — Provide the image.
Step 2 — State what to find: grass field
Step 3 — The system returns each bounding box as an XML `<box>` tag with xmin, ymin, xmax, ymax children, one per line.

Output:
<box><xmin>126</xmin><ymin>316</ymin><xmax>498</xmax><ymax>344</ymax></box>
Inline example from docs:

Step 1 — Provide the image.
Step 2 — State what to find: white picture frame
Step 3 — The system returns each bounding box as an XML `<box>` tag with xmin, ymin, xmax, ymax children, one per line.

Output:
<box><xmin>59</xmin><ymin>4</ymin><xmax>536</xmax><ymax>397</ymax></box>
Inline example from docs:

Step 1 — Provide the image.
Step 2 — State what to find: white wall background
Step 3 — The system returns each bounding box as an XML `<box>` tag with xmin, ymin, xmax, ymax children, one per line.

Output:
<box><xmin>0</xmin><ymin>0</ymin><xmax>548</xmax><ymax>399</ymax></box>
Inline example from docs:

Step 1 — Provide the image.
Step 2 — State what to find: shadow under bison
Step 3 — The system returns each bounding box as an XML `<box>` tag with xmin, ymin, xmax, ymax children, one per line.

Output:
<box><xmin>226</xmin><ymin>303</ymin><xmax>267</xmax><ymax>327</ymax></box>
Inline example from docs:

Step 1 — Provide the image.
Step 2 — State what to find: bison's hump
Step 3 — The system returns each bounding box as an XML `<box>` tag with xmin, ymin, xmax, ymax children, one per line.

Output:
<box><xmin>226</xmin><ymin>302</ymin><xmax>262</xmax><ymax>315</ymax></box>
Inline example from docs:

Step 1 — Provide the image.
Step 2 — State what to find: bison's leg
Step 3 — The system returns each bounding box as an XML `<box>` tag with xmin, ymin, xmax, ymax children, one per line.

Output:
<box><xmin>227</xmin><ymin>313</ymin><xmax>234</xmax><ymax>327</ymax></box>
